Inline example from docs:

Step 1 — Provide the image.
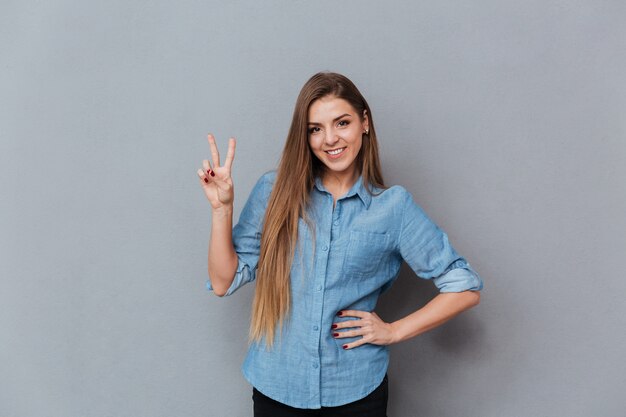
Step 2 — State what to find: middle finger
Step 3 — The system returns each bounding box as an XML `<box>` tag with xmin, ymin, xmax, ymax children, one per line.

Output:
<box><xmin>207</xmin><ymin>133</ymin><xmax>221</xmax><ymax>168</ymax></box>
<box><xmin>332</xmin><ymin>319</ymin><xmax>361</xmax><ymax>330</ymax></box>
<box><xmin>333</xmin><ymin>328</ymin><xmax>363</xmax><ymax>338</ymax></box>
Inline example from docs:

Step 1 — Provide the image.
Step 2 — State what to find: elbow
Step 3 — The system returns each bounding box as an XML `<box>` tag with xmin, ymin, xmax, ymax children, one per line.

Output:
<box><xmin>213</xmin><ymin>289</ymin><xmax>227</xmax><ymax>297</ymax></box>
<box><xmin>207</xmin><ymin>271</ymin><xmax>228</xmax><ymax>297</ymax></box>
<box><xmin>210</xmin><ymin>281</ymin><xmax>228</xmax><ymax>297</ymax></box>
<box><xmin>469</xmin><ymin>290</ymin><xmax>481</xmax><ymax>307</ymax></box>
<box><xmin>208</xmin><ymin>259</ymin><xmax>238</xmax><ymax>298</ymax></box>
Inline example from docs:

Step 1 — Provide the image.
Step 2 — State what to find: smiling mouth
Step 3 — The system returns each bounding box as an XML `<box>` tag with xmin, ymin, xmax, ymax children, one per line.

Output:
<box><xmin>325</xmin><ymin>147</ymin><xmax>346</xmax><ymax>155</ymax></box>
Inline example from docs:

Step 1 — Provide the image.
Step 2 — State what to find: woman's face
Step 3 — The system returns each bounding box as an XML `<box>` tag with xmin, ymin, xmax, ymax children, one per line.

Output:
<box><xmin>307</xmin><ymin>95</ymin><xmax>369</xmax><ymax>182</ymax></box>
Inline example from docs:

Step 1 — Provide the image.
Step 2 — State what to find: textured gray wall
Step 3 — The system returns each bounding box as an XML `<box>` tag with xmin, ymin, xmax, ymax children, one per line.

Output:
<box><xmin>2</xmin><ymin>1</ymin><xmax>625</xmax><ymax>416</ymax></box>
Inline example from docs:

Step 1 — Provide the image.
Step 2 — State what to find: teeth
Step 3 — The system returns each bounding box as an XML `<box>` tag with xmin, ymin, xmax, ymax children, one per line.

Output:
<box><xmin>327</xmin><ymin>148</ymin><xmax>345</xmax><ymax>155</ymax></box>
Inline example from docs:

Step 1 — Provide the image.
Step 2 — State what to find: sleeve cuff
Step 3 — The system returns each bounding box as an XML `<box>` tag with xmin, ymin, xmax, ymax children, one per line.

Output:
<box><xmin>433</xmin><ymin>265</ymin><xmax>484</xmax><ymax>293</ymax></box>
<box><xmin>206</xmin><ymin>259</ymin><xmax>254</xmax><ymax>296</ymax></box>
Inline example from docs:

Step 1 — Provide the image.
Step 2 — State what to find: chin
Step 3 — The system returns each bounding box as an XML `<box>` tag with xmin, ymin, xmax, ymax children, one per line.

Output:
<box><xmin>325</xmin><ymin>162</ymin><xmax>357</xmax><ymax>176</ymax></box>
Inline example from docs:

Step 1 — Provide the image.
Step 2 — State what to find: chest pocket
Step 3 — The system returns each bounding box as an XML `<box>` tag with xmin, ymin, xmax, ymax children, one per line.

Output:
<box><xmin>342</xmin><ymin>230</ymin><xmax>390</xmax><ymax>278</ymax></box>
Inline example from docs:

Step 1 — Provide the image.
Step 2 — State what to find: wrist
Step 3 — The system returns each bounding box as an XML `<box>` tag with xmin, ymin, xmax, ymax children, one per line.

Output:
<box><xmin>212</xmin><ymin>205</ymin><xmax>234</xmax><ymax>218</ymax></box>
<box><xmin>389</xmin><ymin>321</ymin><xmax>403</xmax><ymax>345</ymax></box>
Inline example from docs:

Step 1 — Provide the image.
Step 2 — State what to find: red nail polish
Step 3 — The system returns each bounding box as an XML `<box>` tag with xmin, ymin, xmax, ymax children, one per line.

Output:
<box><xmin>333</xmin><ymin>333</ymin><xmax>339</xmax><ymax>337</ymax></box>
<box><xmin>337</xmin><ymin>312</ymin><xmax>343</xmax><ymax>317</ymax></box>
<box><xmin>342</xmin><ymin>345</ymin><xmax>348</xmax><ymax>349</ymax></box>
<box><xmin>332</xmin><ymin>324</ymin><xmax>337</xmax><ymax>329</ymax></box>
<box><xmin>210</xmin><ymin>171</ymin><xmax>215</xmax><ymax>177</ymax></box>
<box><xmin>204</xmin><ymin>178</ymin><xmax>208</xmax><ymax>183</ymax></box>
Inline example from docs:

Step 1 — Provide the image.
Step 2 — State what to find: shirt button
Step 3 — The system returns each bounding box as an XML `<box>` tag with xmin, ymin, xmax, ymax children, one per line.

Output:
<box><xmin>322</xmin><ymin>245</ymin><xmax>328</xmax><ymax>251</ymax></box>
<box><xmin>333</xmin><ymin>221</ymin><xmax>339</xmax><ymax>226</ymax></box>
<box><xmin>312</xmin><ymin>363</ymin><xmax>318</xmax><ymax>369</ymax></box>
<box><xmin>313</xmin><ymin>325</ymin><xmax>319</xmax><ymax>331</ymax></box>
<box><xmin>317</xmin><ymin>285</ymin><xmax>322</xmax><ymax>291</ymax></box>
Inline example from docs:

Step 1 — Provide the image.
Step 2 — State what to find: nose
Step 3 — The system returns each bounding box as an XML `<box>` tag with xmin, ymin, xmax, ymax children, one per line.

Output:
<box><xmin>324</xmin><ymin>128</ymin><xmax>340</xmax><ymax>145</ymax></box>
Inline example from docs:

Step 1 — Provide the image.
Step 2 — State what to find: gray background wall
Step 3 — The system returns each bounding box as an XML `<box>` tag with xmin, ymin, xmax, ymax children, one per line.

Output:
<box><xmin>1</xmin><ymin>1</ymin><xmax>625</xmax><ymax>416</ymax></box>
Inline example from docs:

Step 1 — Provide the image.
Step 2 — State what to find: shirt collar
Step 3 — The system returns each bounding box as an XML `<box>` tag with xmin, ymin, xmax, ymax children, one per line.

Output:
<box><xmin>314</xmin><ymin>174</ymin><xmax>372</xmax><ymax>209</ymax></box>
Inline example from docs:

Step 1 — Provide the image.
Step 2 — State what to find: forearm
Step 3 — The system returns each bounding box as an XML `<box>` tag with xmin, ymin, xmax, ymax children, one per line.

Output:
<box><xmin>208</xmin><ymin>206</ymin><xmax>238</xmax><ymax>296</ymax></box>
<box><xmin>390</xmin><ymin>291</ymin><xmax>480</xmax><ymax>344</ymax></box>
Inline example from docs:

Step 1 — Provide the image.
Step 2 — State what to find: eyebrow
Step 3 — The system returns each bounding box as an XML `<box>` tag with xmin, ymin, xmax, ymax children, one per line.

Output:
<box><xmin>308</xmin><ymin>113</ymin><xmax>352</xmax><ymax>126</ymax></box>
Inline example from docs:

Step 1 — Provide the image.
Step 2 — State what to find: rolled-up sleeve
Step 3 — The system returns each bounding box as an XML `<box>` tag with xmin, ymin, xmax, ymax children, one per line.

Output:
<box><xmin>206</xmin><ymin>171</ymin><xmax>274</xmax><ymax>296</ymax></box>
<box><xmin>397</xmin><ymin>190</ymin><xmax>483</xmax><ymax>293</ymax></box>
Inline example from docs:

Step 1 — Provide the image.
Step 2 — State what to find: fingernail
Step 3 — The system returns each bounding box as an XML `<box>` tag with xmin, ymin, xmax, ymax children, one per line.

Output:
<box><xmin>204</xmin><ymin>178</ymin><xmax>208</xmax><ymax>183</ymax></box>
<box><xmin>332</xmin><ymin>324</ymin><xmax>337</xmax><ymax>329</ymax></box>
<box><xmin>210</xmin><ymin>171</ymin><xmax>215</xmax><ymax>177</ymax></box>
<box><xmin>337</xmin><ymin>312</ymin><xmax>343</xmax><ymax>317</ymax></box>
<box><xmin>342</xmin><ymin>345</ymin><xmax>348</xmax><ymax>349</ymax></box>
<box><xmin>333</xmin><ymin>333</ymin><xmax>339</xmax><ymax>337</ymax></box>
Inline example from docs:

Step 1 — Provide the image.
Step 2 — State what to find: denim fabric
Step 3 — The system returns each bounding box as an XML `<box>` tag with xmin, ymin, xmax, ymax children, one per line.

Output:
<box><xmin>207</xmin><ymin>170</ymin><xmax>483</xmax><ymax>409</ymax></box>
<box><xmin>253</xmin><ymin>374</ymin><xmax>388</xmax><ymax>417</ymax></box>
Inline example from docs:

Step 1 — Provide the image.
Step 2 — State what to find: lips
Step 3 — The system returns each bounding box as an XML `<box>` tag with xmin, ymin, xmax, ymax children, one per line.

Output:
<box><xmin>325</xmin><ymin>147</ymin><xmax>346</xmax><ymax>156</ymax></box>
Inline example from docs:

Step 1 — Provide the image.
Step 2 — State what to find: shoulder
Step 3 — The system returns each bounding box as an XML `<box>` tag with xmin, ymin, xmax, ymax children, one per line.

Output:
<box><xmin>253</xmin><ymin>169</ymin><xmax>278</xmax><ymax>191</ymax></box>
<box><xmin>237</xmin><ymin>171</ymin><xmax>278</xmax><ymax>218</ymax></box>
<box><xmin>372</xmin><ymin>184</ymin><xmax>431</xmax><ymax>224</ymax></box>
<box><xmin>247</xmin><ymin>170</ymin><xmax>277</xmax><ymax>203</ymax></box>
<box><xmin>257</xmin><ymin>169</ymin><xmax>278</xmax><ymax>185</ymax></box>
<box><xmin>372</xmin><ymin>184</ymin><xmax>416</xmax><ymax>206</ymax></box>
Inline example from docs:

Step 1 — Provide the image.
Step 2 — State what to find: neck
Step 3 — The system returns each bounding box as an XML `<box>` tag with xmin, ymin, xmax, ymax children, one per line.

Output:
<box><xmin>321</xmin><ymin>169</ymin><xmax>359</xmax><ymax>195</ymax></box>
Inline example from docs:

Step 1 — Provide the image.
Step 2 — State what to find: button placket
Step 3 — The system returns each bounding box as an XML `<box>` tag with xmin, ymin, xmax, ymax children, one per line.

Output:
<box><xmin>309</xmin><ymin>192</ymin><xmax>334</xmax><ymax>406</ymax></box>
<box><xmin>331</xmin><ymin>201</ymin><xmax>341</xmax><ymax>240</ymax></box>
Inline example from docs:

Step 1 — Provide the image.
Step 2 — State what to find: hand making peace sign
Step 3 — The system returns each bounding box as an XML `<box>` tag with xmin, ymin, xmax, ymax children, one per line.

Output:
<box><xmin>197</xmin><ymin>134</ymin><xmax>236</xmax><ymax>210</ymax></box>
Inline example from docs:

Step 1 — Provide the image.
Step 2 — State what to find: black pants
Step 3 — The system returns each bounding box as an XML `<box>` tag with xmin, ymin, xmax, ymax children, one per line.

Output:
<box><xmin>252</xmin><ymin>374</ymin><xmax>388</xmax><ymax>417</ymax></box>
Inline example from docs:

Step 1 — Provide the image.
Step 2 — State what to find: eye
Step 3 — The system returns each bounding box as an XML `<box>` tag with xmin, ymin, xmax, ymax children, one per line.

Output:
<box><xmin>338</xmin><ymin>120</ymin><xmax>349</xmax><ymax>127</ymax></box>
<box><xmin>308</xmin><ymin>126</ymin><xmax>320</xmax><ymax>134</ymax></box>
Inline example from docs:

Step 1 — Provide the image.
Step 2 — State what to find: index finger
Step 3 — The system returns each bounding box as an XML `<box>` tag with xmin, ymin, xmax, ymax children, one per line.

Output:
<box><xmin>338</xmin><ymin>310</ymin><xmax>368</xmax><ymax>318</ymax></box>
<box><xmin>207</xmin><ymin>133</ymin><xmax>221</xmax><ymax>168</ymax></box>
<box><xmin>223</xmin><ymin>137</ymin><xmax>236</xmax><ymax>171</ymax></box>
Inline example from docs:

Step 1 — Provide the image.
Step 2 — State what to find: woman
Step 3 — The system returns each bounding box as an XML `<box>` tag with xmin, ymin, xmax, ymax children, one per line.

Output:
<box><xmin>197</xmin><ymin>72</ymin><xmax>483</xmax><ymax>416</ymax></box>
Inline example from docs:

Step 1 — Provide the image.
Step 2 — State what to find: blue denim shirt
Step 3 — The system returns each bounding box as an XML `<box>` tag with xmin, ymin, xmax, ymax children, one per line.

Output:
<box><xmin>207</xmin><ymin>170</ymin><xmax>483</xmax><ymax>409</ymax></box>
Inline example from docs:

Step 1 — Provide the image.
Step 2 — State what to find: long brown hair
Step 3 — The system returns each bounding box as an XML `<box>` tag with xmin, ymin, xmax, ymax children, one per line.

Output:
<box><xmin>250</xmin><ymin>72</ymin><xmax>386</xmax><ymax>347</ymax></box>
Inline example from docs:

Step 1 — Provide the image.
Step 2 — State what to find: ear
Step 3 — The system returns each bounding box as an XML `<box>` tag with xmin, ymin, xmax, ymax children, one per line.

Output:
<box><xmin>362</xmin><ymin>109</ymin><xmax>369</xmax><ymax>131</ymax></box>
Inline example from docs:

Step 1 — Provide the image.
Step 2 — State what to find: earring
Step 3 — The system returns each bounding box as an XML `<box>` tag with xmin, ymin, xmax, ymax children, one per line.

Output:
<box><xmin>364</xmin><ymin>129</ymin><xmax>369</xmax><ymax>135</ymax></box>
